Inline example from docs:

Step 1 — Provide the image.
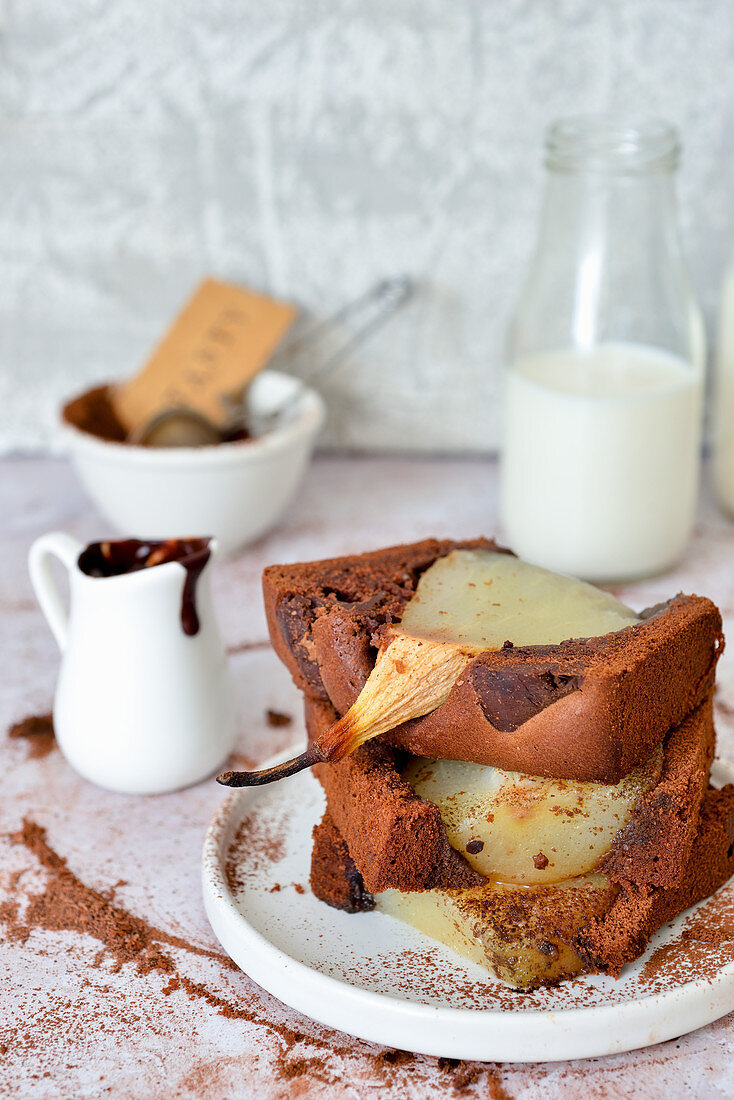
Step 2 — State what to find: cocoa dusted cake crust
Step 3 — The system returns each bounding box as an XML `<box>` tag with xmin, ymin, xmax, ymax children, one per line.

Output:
<box><xmin>576</xmin><ymin>783</ymin><xmax>734</xmax><ymax>976</ymax></box>
<box><xmin>307</xmin><ymin>697</ymin><xmax>483</xmax><ymax>894</ymax></box>
<box><xmin>263</xmin><ymin>540</ymin><xmax>723</xmax><ymax>783</ymax></box>
<box><xmin>310</xmin><ymin>812</ymin><xmax>375</xmax><ymax>914</ymax></box>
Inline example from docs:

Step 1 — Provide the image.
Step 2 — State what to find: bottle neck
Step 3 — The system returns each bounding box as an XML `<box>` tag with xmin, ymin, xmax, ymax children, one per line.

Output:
<box><xmin>511</xmin><ymin>166</ymin><xmax>703</xmax><ymax>367</ymax></box>
<box><xmin>536</xmin><ymin>169</ymin><xmax>680</xmax><ymax>269</ymax></box>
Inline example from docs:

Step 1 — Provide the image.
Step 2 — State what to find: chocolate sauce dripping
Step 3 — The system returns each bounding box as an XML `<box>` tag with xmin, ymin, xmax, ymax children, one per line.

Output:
<box><xmin>178</xmin><ymin>542</ymin><xmax>211</xmax><ymax>636</ymax></box>
<box><xmin>78</xmin><ymin>537</ymin><xmax>211</xmax><ymax>636</ymax></box>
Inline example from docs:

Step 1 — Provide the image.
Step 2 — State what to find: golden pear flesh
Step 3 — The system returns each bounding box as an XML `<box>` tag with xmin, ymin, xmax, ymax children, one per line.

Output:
<box><xmin>319</xmin><ymin>550</ymin><xmax>639</xmax><ymax>761</ymax></box>
<box><xmin>404</xmin><ymin>748</ymin><xmax>662</xmax><ymax>885</ymax></box>
<box><xmin>378</xmin><ymin>872</ymin><xmax>617</xmax><ymax>989</ymax></box>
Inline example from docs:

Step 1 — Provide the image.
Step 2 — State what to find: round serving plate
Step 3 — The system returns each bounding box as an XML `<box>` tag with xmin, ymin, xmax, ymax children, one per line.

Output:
<box><xmin>202</xmin><ymin>750</ymin><xmax>734</xmax><ymax>1063</ymax></box>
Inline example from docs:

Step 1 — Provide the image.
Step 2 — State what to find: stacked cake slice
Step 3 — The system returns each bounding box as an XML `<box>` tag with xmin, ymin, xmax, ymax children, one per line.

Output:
<box><xmin>258</xmin><ymin>537</ymin><xmax>734</xmax><ymax>988</ymax></box>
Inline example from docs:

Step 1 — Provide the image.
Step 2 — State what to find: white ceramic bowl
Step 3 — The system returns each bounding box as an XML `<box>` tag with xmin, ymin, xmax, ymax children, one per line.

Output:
<box><xmin>61</xmin><ymin>371</ymin><xmax>326</xmax><ymax>555</ymax></box>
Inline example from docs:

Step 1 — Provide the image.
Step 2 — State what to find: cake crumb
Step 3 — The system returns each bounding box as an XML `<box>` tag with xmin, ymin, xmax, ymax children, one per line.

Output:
<box><xmin>266</xmin><ymin>709</ymin><xmax>292</xmax><ymax>728</ymax></box>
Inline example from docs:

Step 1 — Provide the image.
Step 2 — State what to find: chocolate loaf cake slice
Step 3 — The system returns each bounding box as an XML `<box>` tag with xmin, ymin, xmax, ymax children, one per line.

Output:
<box><xmin>251</xmin><ymin>537</ymin><xmax>732</xmax><ymax>989</ymax></box>
<box><xmin>263</xmin><ymin>540</ymin><xmax>723</xmax><ymax>783</ymax></box>
<box><xmin>310</xmin><ymin>781</ymin><xmax>734</xmax><ymax>985</ymax></box>
<box><xmin>306</xmin><ymin>692</ymin><xmax>716</xmax><ymax>895</ymax></box>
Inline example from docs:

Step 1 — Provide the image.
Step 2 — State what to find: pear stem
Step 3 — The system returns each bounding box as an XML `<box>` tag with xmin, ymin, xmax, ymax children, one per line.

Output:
<box><xmin>217</xmin><ymin>633</ymin><xmax>483</xmax><ymax>788</ymax></box>
<box><xmin>217</xmin><ymin>744</ymin><xmax>326</xmax><ymax>787</ymax></box>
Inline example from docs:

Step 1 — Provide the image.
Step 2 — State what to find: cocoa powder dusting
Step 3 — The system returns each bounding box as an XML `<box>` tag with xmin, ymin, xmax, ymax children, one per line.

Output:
<box><xmin>640</xmin><ymin>885</ymin><xmax>734</xmax><ymax>992</ymax></box>
<box><xmin>224</xmin><ymin>751</ymin><xmax>257</xmax><ymax>772</ymax></box>
<box><xmin>377</xmin><ymin>1050</ymin><xmax>414</xmax><ymax>1068</ymax></box>
<box><xmin>2</xmin><ymin>817</ymin><xmax>517</xmax><ymax>1095</ymax></box>
<box><xmin>225</xmin><ymin>814</ymin><xmax>287</xmax><ymax>892</ymax></box>
<box><xmin>438</xmin><ymin>1058</ymin><xmax>513</xmax><ymax>1098</ymax></box>
<box><xmin>3</xmin><ymin>819</ymin><xmax>233</xmax><ymax>976</ymax></box>
<box><xmin>273</xmin><ymin>1052</ymin><xmax>337</xmax><ymax>1087</ymax></box>
<box><xmin>8</xmin><ymin>713</ymin><xmax>56</xmax><ymax>759</ymax></box>
<box><xmin>226</xmin><ymin>640</ymin><xmax>271</xmax><ymax>656</ymax></box>
<box><xmin>0</xmin><ymin>818</ymin><xmax>340</xmax><ymax>1065</ymax></box>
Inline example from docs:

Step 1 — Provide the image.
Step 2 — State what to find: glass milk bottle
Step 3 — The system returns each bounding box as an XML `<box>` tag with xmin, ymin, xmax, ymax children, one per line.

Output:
<box><xmin>713</xmin><ymin>255</ymin><xmax>734</xmax><ymax>515</ymax></box>
<box><xmin>501</xmin><ymin>117</ymin><xmax>705</xmax><ymax>582</ymax></box>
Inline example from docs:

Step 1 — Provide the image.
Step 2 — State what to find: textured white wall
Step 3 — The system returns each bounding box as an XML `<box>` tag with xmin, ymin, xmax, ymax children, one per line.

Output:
<box><xmin>1</xmin><ymin>0</ymin><xmax>732</xmax><ymax>454</ymax></box>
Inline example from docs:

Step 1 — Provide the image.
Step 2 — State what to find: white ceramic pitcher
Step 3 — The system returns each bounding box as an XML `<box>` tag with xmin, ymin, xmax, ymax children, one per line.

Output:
<box><xmin>28</xmin><ymin>531</ymin><xmax>237</xmax><ymax>794</ymax></box>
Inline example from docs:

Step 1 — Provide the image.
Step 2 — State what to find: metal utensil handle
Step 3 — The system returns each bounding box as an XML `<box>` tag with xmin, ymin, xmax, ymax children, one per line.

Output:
<box><xmin>268</xmin><ymin>275</ymin><xmax>413</xmax><ymax>420</ymax></box>
<box><xmin>281</xmin><ymin>275</ymin><xmax>412</xmax><ymax>376</ymax></box>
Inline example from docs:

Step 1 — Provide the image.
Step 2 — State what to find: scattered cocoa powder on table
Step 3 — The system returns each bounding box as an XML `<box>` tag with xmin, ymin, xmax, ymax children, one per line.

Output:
<box><xmin>1</xmin><ymin>818</ymin><xmax>515</xmax><ymax>1096</ymax></box>
<box><xmin>226</xmin><ymin>639</ymin><xmax>271</xmax><ymax>656</ymax></box>
<box><xmin>8</xmin><ymin>713</ymin><xmax>56</xmax><ymax>759</ymax></box>
<box><xmin>224</xmin><ymin>751</ymin><xmax>256</xmax><ymax>772</ymax></box>
<box><xmin>2</xmin><ymin>818</ymin><xmax>232</xmax><ymax>976</ymax></box>
<box><xmin>0</xmin><ymin>821</ymin><xmax>328</xmax><ymax>1039</ymax></box>
<box><xmin>439</xmin><ymin>1059</ymin><xmax>513</xmax><ymax>1098</ymax></box>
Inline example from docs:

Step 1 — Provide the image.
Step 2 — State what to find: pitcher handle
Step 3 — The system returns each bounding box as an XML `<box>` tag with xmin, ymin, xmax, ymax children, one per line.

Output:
<box><xmin>29</xmin><ymin>532</ymin><xmax>82</xmax><ymax>651</ymax></box>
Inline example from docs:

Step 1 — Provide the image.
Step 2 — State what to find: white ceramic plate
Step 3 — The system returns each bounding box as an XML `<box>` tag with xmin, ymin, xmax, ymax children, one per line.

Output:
<box><xmin>202</xmin><ymin>751</ymin><xmax>734</xmax><ymax>1062</ymax></box>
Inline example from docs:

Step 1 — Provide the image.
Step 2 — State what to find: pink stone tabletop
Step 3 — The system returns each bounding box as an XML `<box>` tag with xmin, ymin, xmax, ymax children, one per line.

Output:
<box><xmin>2</xmin><ymin>455</ymin><xmax>734</xmax><ymax>1099</ymax></box>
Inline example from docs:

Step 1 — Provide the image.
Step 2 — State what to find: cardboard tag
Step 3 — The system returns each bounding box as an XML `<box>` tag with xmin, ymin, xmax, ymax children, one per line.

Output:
<box><xmin>112</xmin><ymin>278</ymin><xmax>297</xmax><ymax>434</ymax></box>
